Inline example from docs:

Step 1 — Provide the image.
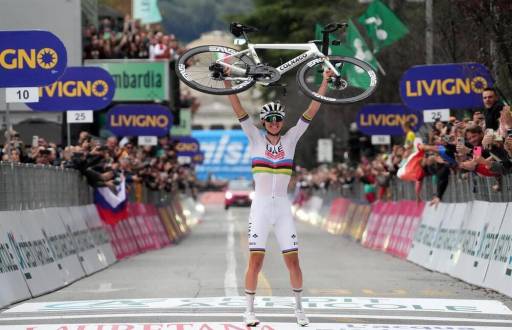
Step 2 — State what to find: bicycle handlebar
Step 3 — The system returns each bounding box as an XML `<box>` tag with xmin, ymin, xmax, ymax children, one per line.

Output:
<box><xmin>322</xmin><ymin>23</ymin><xmax>348</xmax><ymax>33</ymax></box>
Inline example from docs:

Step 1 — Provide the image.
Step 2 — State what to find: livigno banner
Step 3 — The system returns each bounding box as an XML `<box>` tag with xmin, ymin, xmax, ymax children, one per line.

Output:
<box><xmin>356</xmin><ymin>104</ymin><xmax>423</xmax><ymax>136</ymax></box>
<box><xmin>0</xmin><ymin>30</ymin><xmax>67</xmax><ymax>87</ymax></box>
<box><xmin>27</xmin><ymin>66</ymin><xmax>115</xmax><ymax>111</ymax></box>
<box><xmin>399</xmin><ymin>63</ymin><xmax>493</xmax><ymax>110</ymax></box>
<box><xmin>84</xmin><ymin>59</ymin><xmax>169</xmax><ymax>101</ymax></box>
<box><xmin>192</xmin><ymin>130</ymin><xmax>251</xmax><ymax>181</ymax></box>
<box><xmin>107</xmin><ymin>104</ymin><xmax>172</xmax><ymax>136</ymax></box>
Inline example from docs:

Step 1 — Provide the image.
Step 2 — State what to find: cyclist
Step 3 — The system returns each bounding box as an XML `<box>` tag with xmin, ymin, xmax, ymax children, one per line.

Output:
<box><xmin>225</xmin><ymin>69</ymin><xmax>333</xmax><ymax>326</ymax></box>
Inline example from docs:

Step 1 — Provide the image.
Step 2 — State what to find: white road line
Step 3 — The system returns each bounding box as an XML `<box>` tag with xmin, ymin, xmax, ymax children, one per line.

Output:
<box><xmin>224</xmin><ymin>215</ymin><xmax>238</xmax><ymax>296</ymax></box>
<box><xmin>1</xmin><ymin>312</ymin><xmax>512</xmax><ymax>324</ymax></box>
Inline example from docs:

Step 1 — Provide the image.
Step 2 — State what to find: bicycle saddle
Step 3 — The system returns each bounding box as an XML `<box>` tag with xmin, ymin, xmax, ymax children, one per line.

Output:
<box><xmin>230</xmin><ymin>22</ymin><xmax>259</xmax><ymax>37</ymax></box>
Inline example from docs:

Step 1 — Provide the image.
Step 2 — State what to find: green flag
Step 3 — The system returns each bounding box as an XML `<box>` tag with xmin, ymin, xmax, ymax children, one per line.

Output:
<box><xmin>358</xmin><ymin>0</ymin><xmax>409</xmax><ymax>53</ymax></box>
<box><xmin>133</xmin><ymin>0</ymin><xmax>162</xmax><ymax>24</ymax></box>
<box><xmin>341</xmin><ymin>20</ymin><xmax>377</xmax><ymax>88</ymax></box>
<box><xmin>313</xmin><ymin>22</ymin><xmax>376</xmax><ymax>88</ymax></box>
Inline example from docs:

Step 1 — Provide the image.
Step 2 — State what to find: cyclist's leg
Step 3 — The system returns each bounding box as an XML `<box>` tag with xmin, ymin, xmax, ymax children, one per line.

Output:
<box><xmin>274</xmin><ymin>198</ymin><xmax>301</xmax><ymax>288</ymax></box>
<box><xmin>245</xmin><ymin>197</ymin><xmax>271</xmax><ymax>286</ymax></box>
<box><xmin>274</xmin><ymin>198</ymin><xmax>308</xmax><ymax>325</ymax></box>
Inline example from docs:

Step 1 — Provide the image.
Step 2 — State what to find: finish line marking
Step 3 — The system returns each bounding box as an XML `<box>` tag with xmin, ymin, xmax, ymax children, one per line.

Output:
<box><xmin>0</xmin><ymin>322</ymin><xmax>512</xmax><ymax>330</ymax></box>
<box><xmin>5</xmin><ymin>297</ymin><xmax>511</xmax><ymax>315</ymax></box>
<box><xmin>1</xmin><ymin>312</ymin><xmax>512</xmax><ymax>324</ymax></box>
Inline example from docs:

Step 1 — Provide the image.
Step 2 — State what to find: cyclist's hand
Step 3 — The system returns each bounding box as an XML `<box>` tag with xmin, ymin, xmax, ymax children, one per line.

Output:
<box><xmin>223</xmin><ymin>67</ymin><xmax>232</xmax><ymax>87</ymax></box>
<box><xmin>323</xmin><ymin>69</ymin><xmax>335</xmax><ymax>80</ymax></box>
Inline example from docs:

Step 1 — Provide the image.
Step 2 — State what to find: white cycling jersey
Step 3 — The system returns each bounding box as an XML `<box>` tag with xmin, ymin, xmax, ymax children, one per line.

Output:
<box><xmin>239</xmin><ymin>112</ymin><xmax>311</xmax><ymax>254</ymax></box>
<box><xmin>239</xmin><ymin>113</ymin><xmax>311</xmax><ymax>198</ymax></box>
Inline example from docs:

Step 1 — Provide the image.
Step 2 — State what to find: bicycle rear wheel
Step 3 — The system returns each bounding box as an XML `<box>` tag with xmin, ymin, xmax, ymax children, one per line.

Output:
<box><xmin>297</xmin><ymin>56</ymin><xmax>378</xmax><ymax>104</ymax></box>
<box><xmin>176</xmin><ymin>45</ymin><xmax>256</xmax><ymax>95</ymax></box>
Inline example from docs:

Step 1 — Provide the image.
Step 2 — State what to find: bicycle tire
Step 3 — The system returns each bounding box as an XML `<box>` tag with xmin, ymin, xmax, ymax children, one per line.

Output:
<box><xmin>297</xmin><ymin>56</ymin><xmax>378</xmax><ymax>104</ymax></box>
<box><xmin>176</xmin><ymin>45</ymin><xmax>256</xmax><ymax>95</ymax></box>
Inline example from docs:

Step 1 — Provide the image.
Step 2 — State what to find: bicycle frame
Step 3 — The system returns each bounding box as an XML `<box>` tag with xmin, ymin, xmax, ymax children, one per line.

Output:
<box><xmin>216</xmin><ymin>42</ymin><xmax>340</xmax><ymax>82</ymax></box>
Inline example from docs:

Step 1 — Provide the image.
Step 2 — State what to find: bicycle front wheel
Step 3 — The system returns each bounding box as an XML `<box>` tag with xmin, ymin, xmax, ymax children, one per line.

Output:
<box><xmin>176</xmin><ymin>45</ymin><xmax>256</xmax><ymax>95</ymax></box>
<box><xmin>297</xmin><ymin>56</ymin><xmax>378</xmax><ymax>104</ymax></box>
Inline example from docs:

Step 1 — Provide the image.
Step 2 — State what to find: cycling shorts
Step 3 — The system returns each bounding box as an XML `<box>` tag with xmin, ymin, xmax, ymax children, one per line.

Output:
<box><xmin>248</xmin><ymin>196</ymin><xmax>298</xmax><ymax>255</ymax></box>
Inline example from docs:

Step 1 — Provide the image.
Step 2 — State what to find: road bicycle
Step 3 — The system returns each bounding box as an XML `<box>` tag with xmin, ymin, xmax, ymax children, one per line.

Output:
<box><xmin>176</xmin><ymin>22</ymin><xmax>378</xmax><ymax>104</ymax></box>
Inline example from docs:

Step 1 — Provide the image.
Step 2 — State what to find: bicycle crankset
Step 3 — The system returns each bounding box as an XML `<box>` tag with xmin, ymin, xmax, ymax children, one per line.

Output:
<box><xmin>247</xmin><ymin>64</ymin><xmax>281</xmax><ymax>84</ymax></box>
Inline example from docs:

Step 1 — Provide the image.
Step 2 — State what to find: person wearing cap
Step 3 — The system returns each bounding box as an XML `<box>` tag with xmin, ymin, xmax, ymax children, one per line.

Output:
<box><xmin>224</xmin><ymin>69</ymin><xmax>333</xmax><ymax>326</ymax></box>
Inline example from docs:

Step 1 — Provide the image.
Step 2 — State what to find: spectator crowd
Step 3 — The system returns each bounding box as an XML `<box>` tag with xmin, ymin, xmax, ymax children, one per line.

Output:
<box><xmin>293</xmin><ymin>88</ymin><xmax>512</xmax><ymax>206</ymax></box>
<box><xmin>83</xmin><ymin>15</ymin><xmax>181</xmax><ymax>61</ymax></box>
<box><xmin>0</xmin><ymin>131</ymin><xmax>198</xmax><ymax>197</ymax></box>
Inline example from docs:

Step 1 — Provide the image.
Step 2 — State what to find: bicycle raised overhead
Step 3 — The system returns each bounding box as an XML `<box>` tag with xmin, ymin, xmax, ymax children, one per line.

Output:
<box><xmin>176</xmin><ymin>22</ymin><xmax>378</xmax><ymax>104</ymax></box>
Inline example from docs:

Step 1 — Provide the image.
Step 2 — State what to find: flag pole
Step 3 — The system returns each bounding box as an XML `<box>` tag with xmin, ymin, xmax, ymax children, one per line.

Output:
<box><xmin>375</xmin><ymin>59</ymin><xmax>386</xmax><ymax>76</ymax></box>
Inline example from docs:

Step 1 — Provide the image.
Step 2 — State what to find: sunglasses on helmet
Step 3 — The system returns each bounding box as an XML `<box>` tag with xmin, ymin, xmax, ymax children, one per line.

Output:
<box><xmin>264</xmin><ymin>115</ymin><xmax>283</xmax><ymax>123</ymax></box>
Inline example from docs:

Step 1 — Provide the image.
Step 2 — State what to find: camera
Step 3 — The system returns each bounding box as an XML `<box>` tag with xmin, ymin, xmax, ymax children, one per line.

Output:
<box><xmin>507</xmin><ymin>129</ymin><xmax>512</xmax><ymax>137</ymax></box>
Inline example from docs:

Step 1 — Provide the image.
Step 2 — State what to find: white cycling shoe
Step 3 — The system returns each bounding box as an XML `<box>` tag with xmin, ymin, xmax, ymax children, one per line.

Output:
<box><xmin>295</xmin><ymin>309</ymin><xmax>310</xmax><ymax>326</ymax></box>
<box><xmin>243</xmin><ymin>311</ymin><xmax>260</xmax><ymax>327</ymax></box>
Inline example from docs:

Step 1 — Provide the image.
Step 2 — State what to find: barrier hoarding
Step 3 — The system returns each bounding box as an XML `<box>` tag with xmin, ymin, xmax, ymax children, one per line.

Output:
<box><xmin>13</xmin><ymin>210</ymin><xmax>65</xmax><ymax>296</ymax></box>
<box><xmin>84</xmin><ymin>59</ymin><xmax>169</xmax><ymax>101</ymax></box>
<box><xmin>483</xmin><ymin>203</ymin><xmax>512</xmax><ymax>296</ymax></box>
<box><xmin>0</xmin><ymin>30</ymin><xmax>67</xmax><ymax>87</ymax></box>
<box><xmin>84</xmin><ymin>205</ymin><xmax>117</xmax><ymax>266</ymax></box>
<box><xmin>61</xmin><ymin>206</ymin><xmax>106</xmax><ymax>275</ymax></box>
<box><xmin>39</xmin><ymin>208</ymin><xmax>85</xmax><ymax>285</ymax></box>
<box><xmin>407</xmin><ymin>203</ymin><xmax>449</xmax><ymax>269</ymax></box>
<box><xmin>451</xmin><ymin>201</ymin><xmax>507</xmax><ymax>287</ymax></box>
<box><xmin>106</xmin><ymin>104</ymin><xmax>172</xmax><ymax>137</ymax></box>
<box><xmin>27</xmin><ymin>66</ymin><xmax>115</xmax><ymax>111</ymax></box>
<box><xmin>0</xmin><ymin>215</ymin><xmax>31</xmax><ymax>308</ymax></box>
<box><xmin>400</xmin><ymin>63</ymin><xmax>493</xmax><ymax>110</ymax></box>
<box><xmin>430</xmin><ymin>203</ymin><xmax>468</xmax><ymax>275</ymax></box>
<box><xmin>356</xmin><ymin>104</ymin><xmax>423</xmax><ymax>136</ymax></box>
<box><xmin>192</xmin><ymin>129</ymin><xmax>251</xmax><ymax>181</ymax></box>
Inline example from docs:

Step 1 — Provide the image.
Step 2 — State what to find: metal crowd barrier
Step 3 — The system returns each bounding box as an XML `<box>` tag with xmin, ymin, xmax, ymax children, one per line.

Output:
<box><xmin>387</xmin><ymin>173</ymin><xmax>512</xmax><ymax>203</ymax></box>
<box><xmin>0</xmin><ymin>162</ymin><xmax>187</xmax><ymax>211</ymax></box>
<box><xmin>0</xmin><ymin>162</ymin><xmax>91</xmax><ymax>211</ymax></box>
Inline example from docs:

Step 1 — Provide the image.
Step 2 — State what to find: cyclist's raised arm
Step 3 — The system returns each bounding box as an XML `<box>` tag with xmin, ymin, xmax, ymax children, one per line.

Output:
<box><xmin>302</xmin><ymin>69</ymin><xmax>333</xmax><ymax>121</ymax></box>
<box><xmin>224</xmin><ymin>81</ymin><xmax>249</xmax><ymax>120</ymax></box>
<box><xmin>224</xmin><ymin>80</ymin><xmax>259</xmax><ymax>142</ymax></box>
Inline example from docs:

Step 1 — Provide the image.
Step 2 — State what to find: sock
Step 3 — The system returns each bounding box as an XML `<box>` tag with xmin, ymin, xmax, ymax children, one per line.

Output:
<box><xmin>293</xmin><ymin>288</ymin><xmax>303</xmax><ymax>311</ymax></box>
<box><xmin>245</xmin><ymin>289</ymin><xmax>256</xmax><ymax>313</ymax></box>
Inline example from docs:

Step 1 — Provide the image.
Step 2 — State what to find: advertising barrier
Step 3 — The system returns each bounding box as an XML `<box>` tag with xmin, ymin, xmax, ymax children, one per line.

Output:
<box><xmin>83</xmin><ymin>205</ymin><xmax>117</xmax><ymax>267</ymax></box>
<box><xmin>451</xmin><ymin>201</ymin><xmax>507</xmax><ymax>286</ymax></box>
<box><xmin>39</xmin><ymin>208</ymin><xmax>85</xmax><ymax>285</ymax></box>
<box><xmin>85</xmin><ymin>59</ymin><xmax>169</xmax><ymax>101</ymax></box>
<box><xmin>28</xmin><ymin>66</ymin><xmax>115</xmax><ymax>111</ymax></box>
<box><xmin>0</xmin><ymin>216</ymin><xmax>32</xmax><ymax>308</ymax></box>
<box><xmin>192</xmin><ymin>129</ymin><xmax>251</xmax><ymax>181</ymax></box>
<box><xmin>12</xmin><ymin>210</ymin><xmax>65</xmax><ymax>296</ymax></box>
<box><xmin>0</xmin><ymin>30</ymin><xmax>67</xmax><ymax>87</ymax></box>
<box><xmin>407</xmin><ymin>203</ymin><xmax>449</xmax><ymax>269</ymax></box>
<box><xmin>483</xmin><ymin>204</ymin><xmax>512</xmax><ymax>296</ymax></box>
<box><xmin>356</xmin><ymin>104</ymin><xmax>423</xmax><ymax>136</ymax></box>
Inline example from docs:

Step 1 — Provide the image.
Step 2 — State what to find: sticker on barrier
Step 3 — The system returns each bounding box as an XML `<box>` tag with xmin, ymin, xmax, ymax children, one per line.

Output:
<box><xmin>84</xmin><ymin>205</ymin><xmax>117</xmax><ymax>266</ymax></box>
<box><xmin>451</xmin><ymin>201</ymin><xmax>507</xmax><ymax>287</ymax></box>
<box><xmin>0</xmin><ymin>215</ymin><xmax>31</xmax><ymax>308</ymax></box>
<box><xmin>10</xmin><ymin>210</ymin><xmax>65</xmax><ymax>296</ymax></box>
<box><xmin>430</xmin><ymin>203</ymin><xmax>468</xmax><ymax>275</ymax></box>
<box><xmin>407</xmin><ymin>203</ymin><xmax>449</xmax><ymax>269</ymax></box>
<box><xmin>361</xmin><ymin>201</ymin><xmax>387</xmax><ymax>248</ymax></box>
<box><xmin>40</xmin><ymin>208</ymin><xmax>86</xmax><ymax>285</ymax></box>
<box><xmin>483</xmin><ymin>203</ymin><xmax>512</xmax><ymax>296</ymax></box>
<box><xmin>60</xmin><ymin>207</ymin><xmax>105</xmax><ymax>275</ymax></box>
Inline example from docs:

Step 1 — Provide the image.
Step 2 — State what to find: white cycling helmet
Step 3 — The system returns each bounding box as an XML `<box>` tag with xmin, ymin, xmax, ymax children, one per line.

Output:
<box><xmin>260</xmin><ymin>101</ymin><xmax>285</xmax><ymax>121</ymax></box>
